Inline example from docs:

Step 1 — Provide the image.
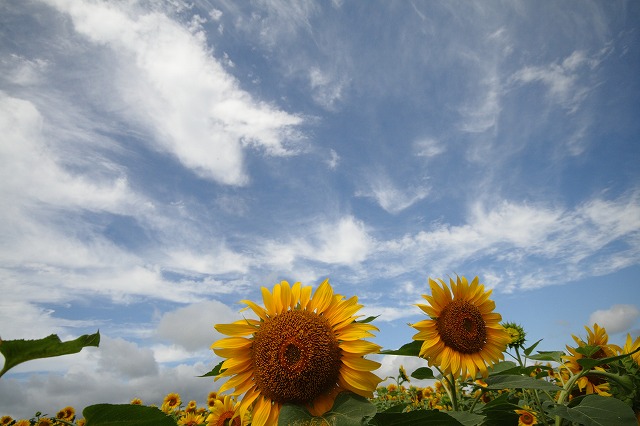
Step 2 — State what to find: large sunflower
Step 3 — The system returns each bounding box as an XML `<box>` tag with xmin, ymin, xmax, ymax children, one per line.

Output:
<box><xmin>412</xmin><ymin>276</ymin><xmax>511</xmax><ymax>379</ymax></box>
<box><xmin>211</xmin><ymin>279</ymin><xmax>382</xmax><ymax>426</ymax></box>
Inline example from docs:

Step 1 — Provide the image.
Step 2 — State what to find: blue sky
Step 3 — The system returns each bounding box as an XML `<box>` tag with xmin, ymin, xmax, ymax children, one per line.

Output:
<box><xmin>1</xmin><ymin>0</ymin><xmax>639</xmax><ymax>418</ymax></box>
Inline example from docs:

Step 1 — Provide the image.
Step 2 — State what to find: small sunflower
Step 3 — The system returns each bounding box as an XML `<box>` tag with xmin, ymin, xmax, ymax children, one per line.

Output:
<box><xmin>412</xmin><ymin>276</ymin><xmax>511</xmax><ymax>379</ymax></box>
<box><xmin>162</xmin><ymin>392</ymin><xmax>181</xmax><ymax>413</ymax></box>
<box><xmin>130</xmin><ymin>398</ymin><xmax>143</xmax><ymax>405</ymax></box>
<box><xmin>212</xmin><ymin>279</ymin><xmax>382</xmax><ymax>425</ymax></box>
<box><xmin>178</xmin><ymin>411</ymin><xmax>205</xmax><ymax>426</ymax></box>
<box><xmin>515</xmin><ymin>407</ymin><xmax>538</xmax><ymax>426</ymax></box>
<box><xmin>15</xmin><ymin>420</ymin><xmax>31</xmax><ymax>426</ymax></box>
<box><xmin>56</xmin><ymin>406</ymin><xmax>75</xmax><ymax>421</ymax></box>
<box><xmin>398</xmin><ymin>365</ymin><xmax>410</xmax><ymax>383</ymax></box>
<box><xmin>0</xmin><ymin>416</ymin><xmax>13</xmax><ymax>426</ymax></box>
<box><xmin>502</xmin><ymin>322</ymin><xmax>526</xmax><ymax>348</ymax></box>
<box><xmin>36</xmin><ymin>419</ymin><xmax>53</xmax><ymax>426</ymax></box>
<box><xmin>562</xmin><ymin>324</ymin><xmax>618</xmax><ymax>396</ymax></box>
<box><xmin>206</xmin><ymin>395</ymin><xmax>247</xmax><ymax>426</ymax></box>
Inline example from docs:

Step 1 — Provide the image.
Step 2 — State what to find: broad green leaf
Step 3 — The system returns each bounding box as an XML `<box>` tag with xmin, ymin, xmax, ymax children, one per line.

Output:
<box><xmin>487</xmin><ymin>361</ymin><xmax>517</xmax><ymax>375</ymax></box>
<box><xmin>198</xmin><ymin>360</ymin><xmax>225</xmax><ymax>377</ymax></box>
<box><xmin>545</xmin><ymin>395</ymin><xmax>636</xmax><ymax>426</ymax></box>
<box><xmin>0</xmin><ymin>332</ymin><xmax>100</xmax><ymax>378</ymax></box>
<box><xmin>83</xmin><ymin>404</ymin><xmax>177</xmax><ymax>426</ymax></box>
<box><xmin>479</xmin><ymin>395</ymin><xmax>521</xmax><ymax>426</ymax></box>
<box><xmin>410</xmin><ymin>366</ymin><xmax>434</xmax><ymax>379</ymax></box>
<box><xmin>381</xmin><ymin>403</ymin><xmax>410</xmax><ymax>413</ymax></box>
<box><xmin>370</xmin><ymin>410</ymin><xmax>465</xmax><ymax>425</ymax></box>
<box><xmin>484</xmin><ymin>374</ymin><xmax>561</xmax><ymax>391</ymax></box>
<box><xmin>527</xmin><ymin>351</ymin><xmax>564</xmax><ymax>363</ymax></box>
<box><xmin>446</xmin><ymin>411</ymin><xmax>486</xmax><ymax>426</ymax></box>
<box><xmin>575</xmin><ymin>344</ymin><xmax>601</xmax><ymax>358</ymax></box>
<box><xmin>523</xmin><ymin>339</ymin><xmax>543</xmax><ymax>357</ymax></box>
<box><xmin>380</xmin><ymin>341</ymin><xmax>422</xmax><ymax>357</ymax></box>
<box><xmin>278</xmin><ymin>392</ymin><xmax>377</xmax><ymax>426</ymax></box>
<box><xmin>577</xmin><ymin>348</ymin><xmax>640</xmax><ymax>370</ymax></box>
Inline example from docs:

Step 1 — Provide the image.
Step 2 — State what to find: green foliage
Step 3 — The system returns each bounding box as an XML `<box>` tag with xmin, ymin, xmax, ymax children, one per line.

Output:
<box><xmin>278</xmin><ymin>392</ymin><xmax>377</xmax><ymax>426</ymax></box>
<box><xmin>198</xmin><ymin>359</ymin><xmax>225</xmax><ymax>377</ymax></box>
<box><xmin>544</xmin><ymin>395</ymin><xmax>637</xmax><ymax>426</ymax></box>
<box><xmin>0</xmin><ymin>331</ymin><xmax>100</xmax><ymax>378</ymax></box>
<box><xmin>379</xmin><ymin>340</ymin><xmax>422</xmax><ymax>357</ymax></box>
<box><xmin>83</xmin><ymin>404</ymin><xmax>178</xmax><ymax>426</ymax></box>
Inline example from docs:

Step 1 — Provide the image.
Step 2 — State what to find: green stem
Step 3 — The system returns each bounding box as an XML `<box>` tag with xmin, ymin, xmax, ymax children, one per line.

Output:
<box><xmin>447</xmin><ymin>373</ymin><xmax>459</xmax><ymax>411</ymax></box>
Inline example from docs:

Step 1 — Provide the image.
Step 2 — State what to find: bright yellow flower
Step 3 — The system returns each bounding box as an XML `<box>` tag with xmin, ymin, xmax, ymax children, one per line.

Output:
<box><xmin>15</xmin><ymin>420</ymin><xmax>30</xmax><ymax>426</ymax></box>
<box><xmin>412</xmin><ymin>276</ymin><xmax>511</xmax><ymax>379</ymax></box>
<box><xmin>185</xmin><ymin>400</ymin><xmax>198</xmax><ymax>412</ymax></box>
<box><xmin>162</xmin><ymin>392</ymin><xmax>181</xmax><ymax>413</ymax></box>
<box><xmin>76</xmin><ymin>419</ymin><xmax>87</xmax><ymax>426</ymax></box>
<box><xmin>620</xmin><ymin>333</ymin><xmax>640</xmax><ymax>365</ymax></box>
<box><xmin>206</xmin><ymin>395</ymin><xmax>247</xmax><ymax>426</ymax></box>
<box><xmin>212</xmin><ymin>279</ymin><xmax>382</xmax><ymax>426</ymax></box>
<box><xmin>130</xmin><ymin>397</ymin><xmax>143</xmax><ymax>405</ymax></box>
<box><xmin>515</xmin><ymin>407</ymin><xmax>538</xmax><ymax>425</ymax></box>
<box><xmin>562</xmin><ymin>324</ymin><xmax>617</xmax><ymax>396</ymax></box>
<box><xmin>178</xmin><ymin>411</ymin><xmax>205</xmax><ymax>426</ymax></box>
<box><xmin>56</xmin><ymin>406</ymin><xmax>75</xmax><ymax>421</ymax></box>
<box><xmin>0</xmin><ymin>416</ymin><xmax>12</xmax><ymax>426</ymax></box>
<box><xmin>36</xmin><ymin>419</ymin><xmax>53</xmax><ymax>426</ymax></box>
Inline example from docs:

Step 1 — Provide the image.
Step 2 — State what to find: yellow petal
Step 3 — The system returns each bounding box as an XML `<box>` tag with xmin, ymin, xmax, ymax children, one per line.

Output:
<box><xmin>341</xmin><ymin>355</ymin><xmax>381</xmax><ymax>371</ymax></box>
<box><xmin>290</xmin><ymin>282</ymin><xmax>301</xmax><ymax>308</ymax></box>
<box><xmin>310</xmin><ymin>278</ymin><xmax>333</xmax><ymax>313</ymax></box>
<box><xmin>251</xmin><ymin>396</ymin><xmax>273</xmax><ymax>426</ymax></box>
<box><xmin>340</xmin><ymin>340</ymin><xmax>381</xmax><ymax>355</ymax></box>
<box><xmin>299</xmin><ymin>285</ymin><xmax>312</xmax><ymax>310</ymax></box>
<box><xmin>273</xmin><ymin>282</ymin><xmax>283</xmax><ymax>315</ymax></box>
<box><xmin>261</xmin><ymin>286</ymin><xmax>275</xmax><ymax>315</ymax></box>
<box><xmin>212</xmin><ymin>337</ymin><xmax>252</xmax><ymax>349</ymax></box>
<box><xmin>215</xmin><ymin>321</ymin><xmax>257</xmax><ymax>336</ymax></box>
<box><xmin>240</xmin><ymin>300</ymin><xmax>268</xmax><ymax>321</ymax></box>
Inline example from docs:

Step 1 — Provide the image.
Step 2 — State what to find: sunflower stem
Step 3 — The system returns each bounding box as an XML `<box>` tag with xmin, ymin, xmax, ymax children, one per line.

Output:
<box><xmin>448</xmin><ymin>373</ymin><xmax>459</xmax><ymax>411</ymax></box>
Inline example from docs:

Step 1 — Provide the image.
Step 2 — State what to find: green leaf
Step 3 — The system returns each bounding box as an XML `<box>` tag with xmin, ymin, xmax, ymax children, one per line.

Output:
<box><xmin>83</xmin><ymin>404</ymin><xmax>177</xmax><ymax>426</ymax></box>
<box><xmin>479</xmin><ymin>394</ymin><xmax>521</xmax><ymax>426</ymax></box>
<box><xmin>577</xmin><ymin>350</ymin><xmax>640</xmax><ymax>371</ymax></box>
<box><xmin>0</xmin><ymin>332</ymin><xmax>100</xmax><ymax>378</ymax></box>
<box><xmin>523</xmin><ymin>339</ymin><xmax>543</xmax><ymax>357</ymax></box>
<box><xmin>198</xmin><ymin>360</ymin><xmax>225</xmax><ymax>377</ymax></box>
<box><xmin>445</xmin><ymin>411</ymin><xmax>486</xmax><ymax>426</ymax></box>
<box><xmin>380</xmin><ymin>341</ymin><xmax>422</xmax><ymax>357</ymax></box>
<box><xmin>545</xmin><ymin>395</ymin><xmax>637</xmax><ymax>426</ymax></box>
<box><xmin>370</xmin><ymin>410</ymin><xmax>465</xmax><ymax>425</ymax></box>
<box><xmin>356</xmin><ymin>315</ymin><xmax>379</xmax><ymax>324</ymax></box>
<box><xmin>487</xmin><ymin>361</ymin><xmax>517</xmax><ymax>375</ymax></box>
<box><xmin>484</xmin><ymin>374</ymin><xmax>561</xmax><ymax>391</ymax></box>
<box><xmin>575</xmin><ymin>344</ymin><xmax>601</xmax><ymax>358</ymax></box>
<box><xmin>410</xmin><ymin>366</ymin><xmax>434</xmax><ymax>380</ymax></box>
<box><xmin>278</xmin><ymin>392</ymin><xmax>377</xmax><ymax>426</ymax></box>
<box><xmin>527</xmin><ymin>351</ymin><xmax>564</xmax><ymax>363</ymax></box>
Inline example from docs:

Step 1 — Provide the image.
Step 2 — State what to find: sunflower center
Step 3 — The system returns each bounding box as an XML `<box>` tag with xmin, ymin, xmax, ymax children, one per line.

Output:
<box><xmin>217</xmin><ymin>411</ymin><xmax>239</xmax><ymax>426</ymax></box>
<box><xmin>252</xmin><ymin>310</ymin><xmax>341</xmax><ymax>404</ymax></box>
<box><xmin>436</xmin><ymin>300</ymin><xmax>486</xmax><ymax>354</ymax></box>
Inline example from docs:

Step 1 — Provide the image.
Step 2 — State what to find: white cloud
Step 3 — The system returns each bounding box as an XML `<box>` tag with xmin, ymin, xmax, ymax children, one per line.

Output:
<box><xmin>509</xmin><ymin>50</ymin><xmax>601</xmax><ymax>113</ymax></box>
<box><xmin>356</xmin><ymin>174</ymin><xmax>430</xmax><ymax>214</ymax></box>
<box><xmin>262</xmin><ymin>216</ymin><xmax>373</xmax><ymax>268</ymax></box>
<box><xmin>327</xmin><ymin>148</ymin><xmax>340</xmax><ymax>169</ymax></box>
<box><xmin>156</xmin><ymin>300</ymin><xmax>243</xmax><ymax>352</ymax></box>
<box><xmin>42</xmin><ymin>0</ymin><xmax>303</xmax><ymax>186</ymax></box>
<box><xmin>98</xmin><ymin>336</ymin><xmax>158</xmax><ymax>378</ymax></box>
<box><xmin>589</xmin><ymin>304</ymin><xmax>640</xmax><ymax>334</ymax></box>
<box><xmin>376</xmin><ymin>192</ymin><xmax>640</xmax><ymax>291</ymax></box>
<box><xmin>413</xmin><ymin>138</ymin><xmax>445</xmax><ymax>158</ymax></box>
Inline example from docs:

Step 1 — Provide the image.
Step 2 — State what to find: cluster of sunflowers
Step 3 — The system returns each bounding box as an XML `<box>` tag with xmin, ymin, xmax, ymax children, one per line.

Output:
<box><xmin>2</xmin><ymin>276</ymin><xmax>640</xmax><ymax>425</ymax></box>
<box><xmin>1</xmin><ymin>406</ymin><xmax>82</xmax><ymax>426</ymax></box>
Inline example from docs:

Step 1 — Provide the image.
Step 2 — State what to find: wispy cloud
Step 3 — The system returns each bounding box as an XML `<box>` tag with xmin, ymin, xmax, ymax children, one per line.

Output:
<box><xmin>42</xmin><ymin>0</ymin><xmax>303</xmax><ymax>186</ymax></box>
<box><xmin>356</xmin><ymin>173</ymin><xmax>430</xmax><ymax>214</ymax></box>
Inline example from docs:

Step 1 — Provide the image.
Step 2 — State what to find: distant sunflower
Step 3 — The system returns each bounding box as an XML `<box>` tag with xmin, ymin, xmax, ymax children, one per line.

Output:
<box><xmin>161</xmin><ymin>393</ymin><xmax>181</xmax><ymax>413</ymax></box>
<box><xmin>412</xmin><ymin>276</ymin><xmax>511</xmax><ymax>379</ymax></box>
<box><xmin>212</xmin><ymin>279</ymin><xmax>382</xmax><ymax>426</ymax></box>
<box><xmin>177</xmin><ymin>412</ymin><xmax>205</xmax><ymax>426</ymax></box>
<box><xmin>206</xmin><ymin>395</ymin><xmax>247</xmax><ymax>426</ymax></box>
<box><xmin>562</xmin><ymin>323</ymin><xmax>619</xmax><ymax>396</ymax></box>
<box><xmin>515</xmin><ymin>407</ymin><xmax>538</xmax><ymax>426</ymax></box>
<box><xmin>56</xmin><ymin>406</ymin><xmax>75</xmax><ymax>421</ymax></box>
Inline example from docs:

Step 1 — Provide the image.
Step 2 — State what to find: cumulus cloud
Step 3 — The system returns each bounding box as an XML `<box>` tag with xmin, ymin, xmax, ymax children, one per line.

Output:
<box><xmin>156</xmin><ymin>300</ymin><xmax>243</xmax><ymax>352</ymax></box>
<box><xmin>589</xmin><ymin>304</ymin><xmax>640</xmax><ymax>334</ymax></box>
<box><xmin>98</xmin><ymin>336</ymin><xmax>158</xmax><ymax>378</ymax></box>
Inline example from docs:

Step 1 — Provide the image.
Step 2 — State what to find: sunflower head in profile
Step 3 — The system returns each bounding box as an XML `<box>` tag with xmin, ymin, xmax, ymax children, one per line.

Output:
<box><xmin>562</xmin><ymin>323</ymin><xmax>620</xmax><ymax>397</ymax></box>
<box><xmin>211</xmin><ymin>279</ymin><xmax>382</xmax><ymax>426</ymax></box>
<box><xmin>411</xmin><ymin>276</ymin><xmax>511</xmax><ymax>379</ymax></box>
<box><xmin>502</xmin><ymin>322</ymin><xmax>527</xmax><ymax>349</ymax></box>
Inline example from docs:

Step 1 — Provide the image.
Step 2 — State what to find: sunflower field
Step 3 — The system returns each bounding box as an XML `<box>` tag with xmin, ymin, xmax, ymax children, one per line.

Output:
<box><xmin>1</xmin><ymin>276</ymin><xmax>639</xmax><ymax>426</ymax></box>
